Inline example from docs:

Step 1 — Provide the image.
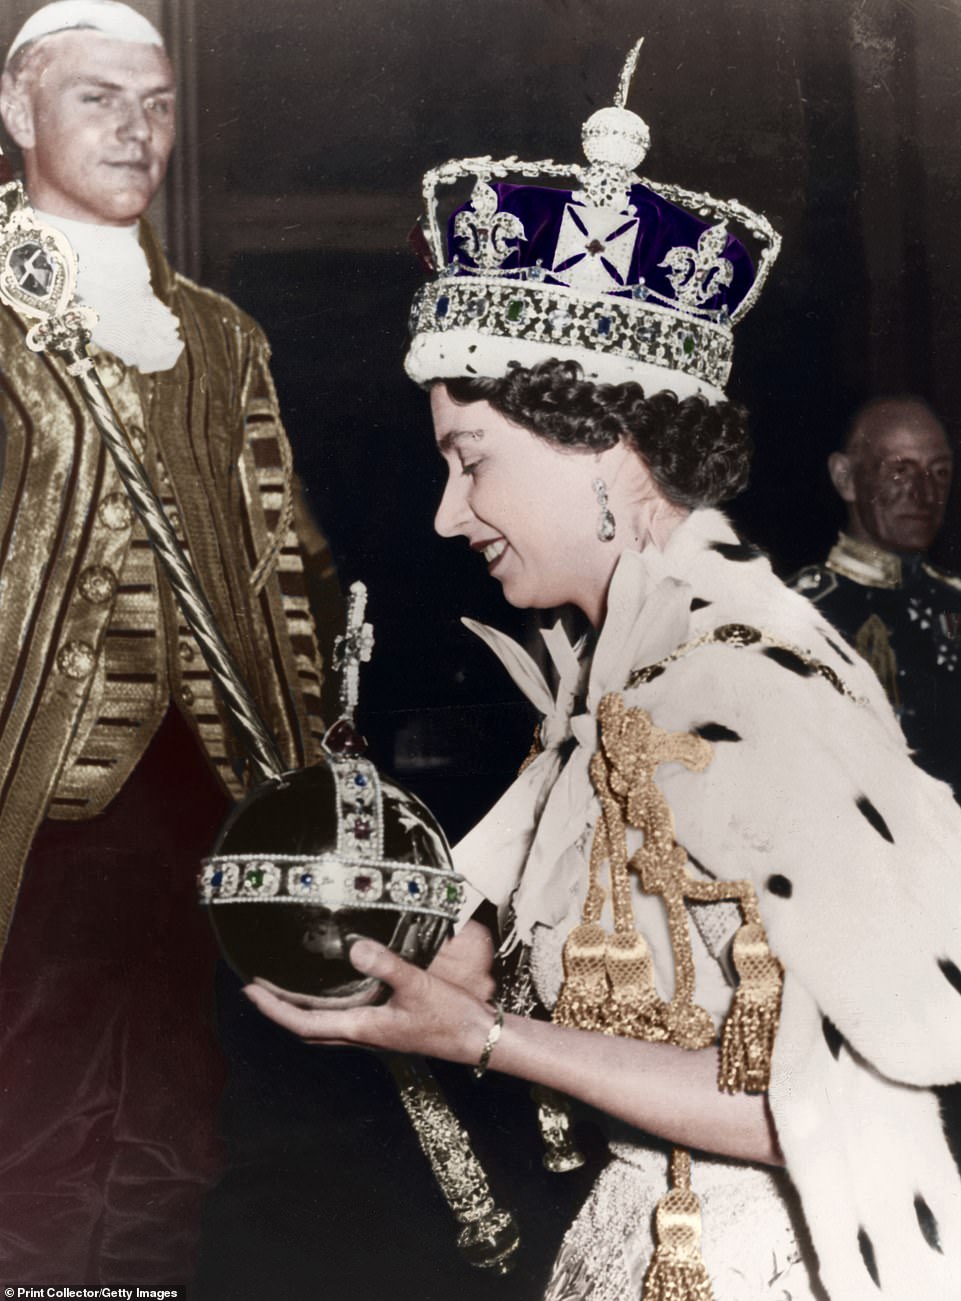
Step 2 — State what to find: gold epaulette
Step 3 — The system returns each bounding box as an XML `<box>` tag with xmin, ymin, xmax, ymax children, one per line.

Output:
<box><xmin>921</xmin><ymin>560</ymin><xmax>961</xmax><ymax>593</ymax></box>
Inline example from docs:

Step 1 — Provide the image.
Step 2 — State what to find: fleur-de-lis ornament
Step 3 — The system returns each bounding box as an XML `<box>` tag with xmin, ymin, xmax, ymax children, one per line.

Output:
<box><xmin>658</xmin><ymin>222</ymin><xmax>734</xmax><ymax>309</ymax></box>
<box><xmin>454</xmin><ymin>177</ymin><xmax>526</xmax><ymax>271</ymax></box>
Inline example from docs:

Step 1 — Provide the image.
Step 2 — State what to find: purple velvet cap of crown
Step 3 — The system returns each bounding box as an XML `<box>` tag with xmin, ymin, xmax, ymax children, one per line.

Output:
<box><xmin>445</xmin><ymin>180</ymin><xmax>755</xmax><ymax>313</ymax></box>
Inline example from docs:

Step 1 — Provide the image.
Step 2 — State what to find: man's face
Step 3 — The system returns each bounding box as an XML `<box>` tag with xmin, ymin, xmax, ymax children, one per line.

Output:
<box><xmin>832</xmin><ymin>418</ymin><xmax>953</xmax><ymax>554</ymax></box>
<box><xmin>2</xmin><ymin>30</ymin><xmax>175</xmax><ymax>225</ymax></box>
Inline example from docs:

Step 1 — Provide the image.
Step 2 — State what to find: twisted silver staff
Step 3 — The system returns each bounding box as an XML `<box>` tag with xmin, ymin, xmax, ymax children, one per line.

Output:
<box><xmin>0</xmin><ymin>171</ymin><xmax>519</xmax><ymax>1272</ymax></box>
<box><xmin>78</xmin><ymin>366</ymin><xmax>286</xmax><ymax>784</ymax></box>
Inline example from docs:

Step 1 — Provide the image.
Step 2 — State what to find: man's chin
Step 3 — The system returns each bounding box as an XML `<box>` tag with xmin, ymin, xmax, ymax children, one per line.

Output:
<box><xmin>887</xmin><ymin>525</ymin><xmax>939</xmax><ymax>554</ymax></box>
<box><xmin>89</xmin><ymin>171</ymin><xmax>163</xmax><ymax>224</ymax></box>
<box><xmin>46</xmin><ymin>192</ymin><xmax>156</xmax><ymax>226</ymax></box>
<box><xmin>96</xmin><ymin>187</ymin><xmax>157</xmax><ymax>224</ymax></box>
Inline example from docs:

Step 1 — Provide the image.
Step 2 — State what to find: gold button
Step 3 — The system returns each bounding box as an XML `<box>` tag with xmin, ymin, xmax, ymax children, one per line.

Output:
<box><xmin>178</xmin><ymin>640</ymin><xmax>195</xmax><ymax>663</ymax></box>
<box><xmin>57</xmin><ymin>640</ymin><xmax>97</xmax><ymax>680</ymax></box>
<box><xmin>98</xmin><ymin>493</ymin><xmax>133</xmax><ymax>531</ymax></box>
<box><xmin>78</xmin><ymin>565</ymin><xmax>117</xmax><ymax>605</ymax></box>
<box><xmin>180</xmin><ymin>684</ymin><xmax>194</xmax><ymax>706</ymax></box>
<box><xmin>168</xmin><ymin>508</ymin><xmax>181</xmax><ymax>532</ymax></box>
<box><xmin>127</xmin><ymin>425</ymin><xmax>146</xmax><ymax>458</ymax></box>
<box><xmin>95</xmin><ymin>355</ymin><xmax>125</xmax><ymax>388</ymax></box>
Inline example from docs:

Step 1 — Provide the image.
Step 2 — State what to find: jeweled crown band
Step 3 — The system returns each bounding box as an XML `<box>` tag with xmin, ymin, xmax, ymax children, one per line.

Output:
<box><xmin>407</xmin><ymin>275</ymin><xmax>734</xmax><ymax>399</ymax></box>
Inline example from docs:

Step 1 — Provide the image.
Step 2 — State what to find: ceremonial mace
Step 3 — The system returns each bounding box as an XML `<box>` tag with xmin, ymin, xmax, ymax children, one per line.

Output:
<box><xmin>0</xmin><ymin>167</ymin><xmax>518</xmax><ymax>1273</ymax></box>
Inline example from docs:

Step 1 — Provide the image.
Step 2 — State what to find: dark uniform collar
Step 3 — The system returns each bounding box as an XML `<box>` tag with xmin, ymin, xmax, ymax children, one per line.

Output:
<box><xmin>825</xmin><ymin>532</ymin><xmax>904</xmax><ymax>590</ymax></box>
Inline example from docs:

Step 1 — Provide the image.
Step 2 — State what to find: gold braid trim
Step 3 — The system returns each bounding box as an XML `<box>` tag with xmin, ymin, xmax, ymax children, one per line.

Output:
<box><xmin>718</xmin><ymin>916</ymin><xmax>783</xmax><ymax>1094</ymax></box>
<box><xmin>548</xmin><ymin>693</ymin><xmax>788</xmax><ymax>1299</ymax></box>
<box><xmin>246</xmin><ymin>382</ymin><xmax>296</xmax><ymax>595</ymax></box>
<box><xmin>535</xmin><ymin>654</ymin><xmax>790</xmax><ymax>1300</ymax></box>
<box><xmin>517</xmin><ymin>723</ymin><xmax>543</xmax><ymax>775</ymax></box>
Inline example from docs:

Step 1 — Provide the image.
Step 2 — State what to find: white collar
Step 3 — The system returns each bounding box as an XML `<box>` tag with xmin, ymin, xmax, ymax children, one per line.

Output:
<box><xmin>35</xmin><ymin>209</ymin><xmax>184</xmax><ymax>373</ymax></box>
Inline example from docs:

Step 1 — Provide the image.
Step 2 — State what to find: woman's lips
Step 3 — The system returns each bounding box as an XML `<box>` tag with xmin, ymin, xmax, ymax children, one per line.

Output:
<box><xmin>476</xmin><ymin>538</ymin><xmax>507</xmax><ymax>569</ymax></box>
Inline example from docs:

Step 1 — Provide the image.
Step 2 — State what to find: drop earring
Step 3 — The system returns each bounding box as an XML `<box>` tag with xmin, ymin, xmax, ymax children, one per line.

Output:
<box><xmin>593</xmin><ymin>477</ymin><xmax>616</xmax><ymax>542</ymax></box>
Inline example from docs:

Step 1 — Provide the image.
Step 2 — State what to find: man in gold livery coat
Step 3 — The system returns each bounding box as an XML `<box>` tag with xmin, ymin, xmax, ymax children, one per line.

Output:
<box><xmin>0</xmin><ymin>1</ymin><xmax>337</xmax><ymax>1284</ymax></box>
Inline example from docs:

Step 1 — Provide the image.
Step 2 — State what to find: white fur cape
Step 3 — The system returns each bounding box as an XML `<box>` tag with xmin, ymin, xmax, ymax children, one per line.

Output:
<box><xmin>454</xmin><ymin>508</ymin><xmax>961</xmax><ymax>1301</ymax></box>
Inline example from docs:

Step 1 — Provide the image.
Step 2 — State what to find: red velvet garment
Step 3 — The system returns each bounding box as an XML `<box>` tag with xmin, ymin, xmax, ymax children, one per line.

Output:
<box><xmin>0</xmin><ymin>707</ymin><xmax>230</xmax><ymax>1286</ymax></box>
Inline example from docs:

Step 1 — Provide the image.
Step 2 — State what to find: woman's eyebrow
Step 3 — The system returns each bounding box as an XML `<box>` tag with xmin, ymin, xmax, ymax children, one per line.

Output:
<box><xmin>437</xmin><ymin>428</ymin><xmax>485</xmax><ymax>453</ymax></box>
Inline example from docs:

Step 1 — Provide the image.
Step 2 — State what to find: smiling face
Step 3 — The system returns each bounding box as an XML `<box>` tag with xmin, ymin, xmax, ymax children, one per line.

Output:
<box><xmin>829</xmin><ymin>402</ymin><xmax>953</xmax><ymax>555</ymax></box>
<box><xmin>1</xmin><ymin>30</ymin><xmax>175</xmax><ymax>225</ymax></box>
<box><xmin>431</xmin><ymin>385</ymin><xmax>631</xmax><ymax>625</ymax></box>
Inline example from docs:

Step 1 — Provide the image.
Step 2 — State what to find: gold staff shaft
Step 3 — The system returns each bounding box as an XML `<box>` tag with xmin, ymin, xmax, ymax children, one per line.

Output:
<box><xmin>387</xmin><ymin>1055</ymin><xmax>520</xmax><ymax>1272</ymax></box>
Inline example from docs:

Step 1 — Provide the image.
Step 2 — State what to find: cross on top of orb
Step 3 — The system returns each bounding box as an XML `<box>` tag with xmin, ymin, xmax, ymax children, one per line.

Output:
<box><xmin>332</xmin><ymin>581</ymin><xmax>375</xmax><ymax>721</ymax></box>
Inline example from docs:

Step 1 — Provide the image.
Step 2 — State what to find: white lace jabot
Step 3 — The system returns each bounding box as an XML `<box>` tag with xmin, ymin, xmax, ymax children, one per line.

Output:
<box><xmin>35</xmin><ymin>210</ymin><xmax>184</xmax><ymax>373</ymax></box>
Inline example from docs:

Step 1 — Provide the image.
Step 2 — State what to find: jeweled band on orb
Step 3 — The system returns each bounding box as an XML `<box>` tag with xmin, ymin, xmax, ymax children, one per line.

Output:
<box><xmin>200</xmin><ymin>853</ymin><xmax>465</xmax><ymax>920</ymax></box>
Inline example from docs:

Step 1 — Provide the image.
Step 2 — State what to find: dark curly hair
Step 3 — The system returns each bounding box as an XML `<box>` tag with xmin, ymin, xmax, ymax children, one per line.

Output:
<box><xmin>439</xmin><ymin>359</ymin><xmax>752</xmax><ymax>509</ymax></box>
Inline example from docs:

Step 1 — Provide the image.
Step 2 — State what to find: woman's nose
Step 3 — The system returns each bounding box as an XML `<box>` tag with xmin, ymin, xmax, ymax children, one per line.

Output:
<box><xmin>434</xmin><ymin>474</ymin><xmax>473</xmax><ymax>538</ymax></box>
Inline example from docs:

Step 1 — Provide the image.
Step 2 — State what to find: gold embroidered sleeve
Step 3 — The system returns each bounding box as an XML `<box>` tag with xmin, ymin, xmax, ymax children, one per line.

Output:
<box><xmin>237</xmin><ymin>347</ymin><xmax>331</xmax><ymax>755</ymax></box>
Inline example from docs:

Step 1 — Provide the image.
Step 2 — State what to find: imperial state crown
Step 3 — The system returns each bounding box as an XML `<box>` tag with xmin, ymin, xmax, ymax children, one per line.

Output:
<box><xmin>406</xmin><ymin>40</ymin><xmax>781</xmax><ymax>402</ymax></box>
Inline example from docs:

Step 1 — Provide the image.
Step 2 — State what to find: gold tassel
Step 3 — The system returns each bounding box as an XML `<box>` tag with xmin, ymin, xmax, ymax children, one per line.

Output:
<box><xmin>553</xmin><ymin>922</ymin><xmax>610</xmax><ymax>1031</ymax></box>
<box><xmin>603</xmin><ymin>928</ymin><xmax>663</xmax><ymax>1037</ymax></box>
<box><xmin>642</xmin><ymin>1150</ymin><xmax>715</xmax><ymax>1301</ymax></box>
<box><xmin>718</xmin><ymin>921</ymin><xmax>783</xmax><ymax>1094</ymax></box>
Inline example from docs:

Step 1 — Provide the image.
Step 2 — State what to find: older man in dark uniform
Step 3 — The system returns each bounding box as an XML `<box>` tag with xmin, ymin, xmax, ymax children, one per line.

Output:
<box><xmin>0</xmin><ymin>0</ymin><xmax>338</xmax><ymax>1285</ymax></box>
<box><xmin>791</xmin><ymin>396</ymin><xmax>961</xmax><ymax>795</ymax></box>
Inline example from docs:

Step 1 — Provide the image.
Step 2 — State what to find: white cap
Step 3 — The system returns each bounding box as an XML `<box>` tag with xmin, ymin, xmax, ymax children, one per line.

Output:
<box><xmin>6</xmin><ymin>1</ymin><xmax>163</xmax><ymax>65</ymax></box>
